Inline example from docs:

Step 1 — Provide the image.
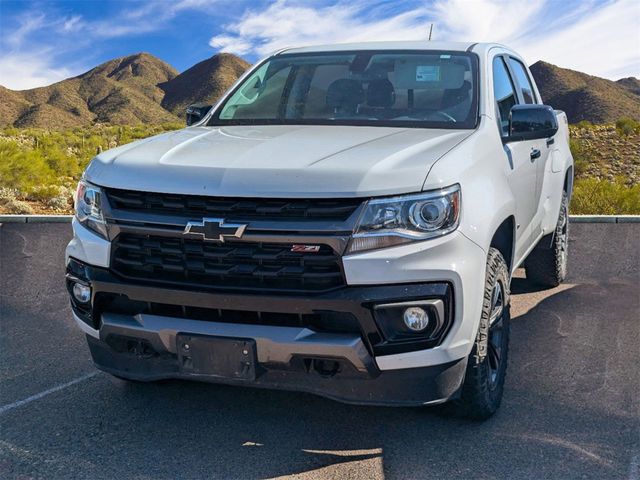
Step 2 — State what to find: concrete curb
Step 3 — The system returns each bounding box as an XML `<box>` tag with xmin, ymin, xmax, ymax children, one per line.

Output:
<box><xmin>1</xmin><ymin>214</ymin><xmax>639</xmax><ymax>224</ymax></box>
<box><xmin>0</xmin><ymin>215</ymin><xmax>73</xmax><ymax>223</ymax></box>
<box><xmin>569</xmin><ymin>215</ymin><xmax>640</xmax><ymax>223</ymax></box>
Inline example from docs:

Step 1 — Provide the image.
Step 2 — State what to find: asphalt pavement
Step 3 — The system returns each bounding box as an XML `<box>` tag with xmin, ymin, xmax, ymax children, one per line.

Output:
<box><xmin>0</xmin><ymin>222</ymin><xmax>638</xmax><ymax>480</ymax></box>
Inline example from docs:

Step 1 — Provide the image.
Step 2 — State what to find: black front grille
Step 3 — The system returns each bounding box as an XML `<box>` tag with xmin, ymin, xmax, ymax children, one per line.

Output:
<box><xmin>105</xmin><ymin>188</ymin><xmax>362</xmax><ymax>222</ymax></box>
<box><xmin>111</xmin><ymin>233</ymin><xmax>345</xmax><ymax>293</ymax></box>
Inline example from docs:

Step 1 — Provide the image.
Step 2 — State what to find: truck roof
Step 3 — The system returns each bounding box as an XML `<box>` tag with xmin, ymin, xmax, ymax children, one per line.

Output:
<box><xmin>279</xmin><ymin>41</ymin><xmax>492</xmax><ymax>55</ymax></box>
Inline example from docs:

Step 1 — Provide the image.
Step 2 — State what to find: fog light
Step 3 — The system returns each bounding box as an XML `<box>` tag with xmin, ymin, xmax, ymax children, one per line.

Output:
<box><xmin>72</xmin><ymin>283</ymin><xmax>91</xmax><ymax>303</ymax></box>
<box><xmin>403</xmin><ymin>307</ymin><xmax>430</xmax><ymax>332</ymax></box>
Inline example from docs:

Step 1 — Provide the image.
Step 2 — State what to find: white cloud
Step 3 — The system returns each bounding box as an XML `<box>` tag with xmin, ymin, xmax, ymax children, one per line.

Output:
<box><xmin>0</xmin><ymin>11</ymin><xmax>83</xmax><ymax>89</ymax></box>
<box><xmin>63</xmin><ymin>15</ymin><xmax>84</xmax><ymax>32</ymax></box>
<box><xmin>513</xmin><ymin>0</ymin><xmax>640</xmax><ymax>79</ymax></box>
<box><xmin>210</xmin><ymin>35</ymin><xmax>255</xmax><ymax>55</ymax></box>
<box><xmin>429</xmin><ymin>0</ymin><xmax>546</xmax><ymax>43</ymax></box>
<box><xmin>209</xmin><ymin>0</ymin><xmax>639</xmax><ymax>79</ymax></box>
<box><xmin>210</xmin><ymin>0</ymin><xmax>431</xmax><ymax>58</ymax></box>
<box><xmin>0</xmin><ymin>51</ymin><xmax>75</xmax><ymax>90</ymax></box>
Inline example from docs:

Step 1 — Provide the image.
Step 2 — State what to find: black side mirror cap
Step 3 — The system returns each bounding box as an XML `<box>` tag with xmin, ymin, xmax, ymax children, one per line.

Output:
<box><xmin>186</xmin><ymin>103</ymin><xmax>213</xmax><ymax>126</ymax></box>
<box><xmin>503</xmin><ymin>104</ymin><xmax>558</xmax><ymax>143</ymax></box>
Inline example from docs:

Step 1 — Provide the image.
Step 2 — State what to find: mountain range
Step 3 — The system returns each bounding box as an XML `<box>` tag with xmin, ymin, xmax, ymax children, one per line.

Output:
<box><xmin>0</xmin><ymin>52</ymin><xmax>637</xmax><ymax>128</ymax></box>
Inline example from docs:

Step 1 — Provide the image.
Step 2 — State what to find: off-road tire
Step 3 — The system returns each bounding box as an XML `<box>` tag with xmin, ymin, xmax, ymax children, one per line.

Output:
<box><xmin>451</xmin><ymin>248</ymin><xmax>511</xmax><ymax>420</ymax></box>
<box><xmin>525</xmin><ymin>191</ymin><xmax>569</xmax><ymax>288</ymax></box>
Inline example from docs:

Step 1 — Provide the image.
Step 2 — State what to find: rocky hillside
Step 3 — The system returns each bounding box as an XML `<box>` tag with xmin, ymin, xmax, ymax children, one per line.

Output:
<box><xmin>530</xmin><ymin>61</ymin><xmax>640</xmax><ymax>123</ymax></box>
<box><xmin>160</xmin><ymin>53</ymin><xmax>250</xmax><ymax>115</ymax></box>
<box><xmin>570</xmin><ymin>124</ymin><xmax>640</xmax><ymax>185</ymax></box>
<box><xmin>0</xmin><ymin>53</ymin><xmax>249</xmax><ymax>128</ymax></box>
<box><xmin>0</xmin><ymin>53</ymin><xmax>181</xmax><ymax>128</ymax></box>
<box><xmin>616</xmin><ymin>77</ymin><xmax>640</xmax><ymax>96</ymax></box>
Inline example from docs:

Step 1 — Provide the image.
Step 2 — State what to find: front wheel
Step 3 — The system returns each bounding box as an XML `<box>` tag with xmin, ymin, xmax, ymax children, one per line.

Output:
<box><xmin>450</xmin><ymin>248</ymin><xmax>511</xmax><ymax>420</ymax></box>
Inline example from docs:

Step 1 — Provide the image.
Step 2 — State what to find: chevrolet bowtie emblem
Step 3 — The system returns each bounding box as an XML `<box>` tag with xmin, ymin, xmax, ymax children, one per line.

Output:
<box><xmin>183</xmin><ymin>218</ymin><xmax>247</xmax><ymax>242</ymax></box>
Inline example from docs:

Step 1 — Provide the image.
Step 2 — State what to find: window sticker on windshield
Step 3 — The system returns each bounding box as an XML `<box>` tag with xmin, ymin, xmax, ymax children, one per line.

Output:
<box><xmin>416</xmin><ymin>65</ymin><xmax>440</xmax><ymax>82</ymax></box>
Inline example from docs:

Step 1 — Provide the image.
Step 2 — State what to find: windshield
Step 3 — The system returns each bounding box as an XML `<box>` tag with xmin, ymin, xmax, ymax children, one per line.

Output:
<box><xmin>208</xmin><ymin>50</ymin><xmax>478</xmax><ymax>129</ymax></box>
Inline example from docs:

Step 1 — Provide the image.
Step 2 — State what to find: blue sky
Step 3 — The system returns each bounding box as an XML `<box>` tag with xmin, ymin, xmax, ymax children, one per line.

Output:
<box><xmin>0</xmin><ymin>0</ymin><xmax>638</xmax><ymax>90</ymax></box>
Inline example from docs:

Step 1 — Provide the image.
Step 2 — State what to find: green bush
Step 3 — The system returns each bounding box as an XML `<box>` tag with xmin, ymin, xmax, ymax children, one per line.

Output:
<box><xmin>569</xmin><ymin>138</ymin><xmax>590</xmax><ymax>177</ymax></box>
<box><xmin>0</xmin><ymin>123</ymin><xmax>182</xmax><ymax>202</ymax></box>
<box><xmin>0</xmin><ymin>141</ymin><xmax>57</xmax><ymax>191</ymax></box>
<box><xmin>574</xmin><ymin>120</ymin><xmax>594</xmax><ymax>129</ymax></box>
<box><xmin>571</xmin><ymin>177</ymin><xmax>640</xmax><ymax>214</ymax></box>
<box><xmin>615</xmin><ymin>117</ymin><xmax>640</xmax><ymax>137</ymax></box>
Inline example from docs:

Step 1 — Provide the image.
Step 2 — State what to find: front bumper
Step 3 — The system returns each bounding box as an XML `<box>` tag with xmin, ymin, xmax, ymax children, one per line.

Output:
<box><xmin>66</xmin><ymin>218</ymin><xmax>487</xmax><ymax>406</ymax></box>
<box><xmin>67</xmin><ymin>261</ymin><xmax>466</xmax><ymax>405</ymax></box>
<box><xmin>85</xmin><ymin>319</ymin><xmax>467</xmax><ymax>406</ymax></box>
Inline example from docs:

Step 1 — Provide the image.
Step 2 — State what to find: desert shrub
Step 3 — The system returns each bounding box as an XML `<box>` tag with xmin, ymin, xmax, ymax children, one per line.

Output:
<box><xmin>0</xmin><ymin>141</ymin><xmax>57</xmax><ymax>191</ymax></box>
<box><xmin>0</xmin><ymin>124</ymin><xmax>182</xmax><ymax>204</ymax></box>
<box><xmin>0</xmin><ymin>187</ymin><xmax>18</xmax><ymax>201</ymax></box>
<box><xmin>26</xmin><ymin>185</ymin><xmax>63</xmax><ymax>201</ymax></box>
<box><xmin>615</xmin><ymin>117</ymin><xmax>640</xmax><ymax>137</ymax></box>
<box><xmin>46</xmin><ymin>185</ymin><xmax>74</xmax><ymax>210</ymax></box>
<box><xmin>574</xmin><ymin>120</ymin><xmax>594</xmax><ymax>129</ymax></box>
<box><xmin>47</xmin><ymin>194</ymin><xmax>72</xmax><ymax>210</ymax></box>
<box><xmin>569</xmin><ymin>138</ymin><xmax>591</xmax><ymax>177</ymax></box>
<box><xmin>0</xmin><ymin>197</ymin><xmax>34</xmax><ymax>214</ymax></box>
<box><xmin>571</xmin><ymin>177</ymin><xmax>640</xmax><ymax>214</ymax></box>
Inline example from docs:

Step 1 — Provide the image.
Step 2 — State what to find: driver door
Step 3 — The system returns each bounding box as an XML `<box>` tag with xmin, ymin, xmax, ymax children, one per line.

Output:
<box><xmin>492</xmin><ymin>56</ymin><xmax>538</xmax><ymax>263</ymax></box>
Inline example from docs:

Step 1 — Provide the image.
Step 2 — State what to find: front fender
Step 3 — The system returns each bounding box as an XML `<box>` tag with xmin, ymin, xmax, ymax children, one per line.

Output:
<box><xmin>425</xmin><ymin>118</ymin><xmax>517</xmax><ymax>259</ymax></box>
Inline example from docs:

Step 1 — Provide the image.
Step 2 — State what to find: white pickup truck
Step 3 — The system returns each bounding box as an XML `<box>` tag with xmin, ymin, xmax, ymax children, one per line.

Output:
<box><xmin>66</xmin><ymin>41</ymin><xmax>573</xmax><ymax>418</ymax></box>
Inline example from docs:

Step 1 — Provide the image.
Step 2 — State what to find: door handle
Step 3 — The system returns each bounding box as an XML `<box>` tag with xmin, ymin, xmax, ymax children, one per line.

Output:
<box><xmin>530</xmin><ymin>148</ymin><xmax>541</xmax><ymax>160</ymax></box>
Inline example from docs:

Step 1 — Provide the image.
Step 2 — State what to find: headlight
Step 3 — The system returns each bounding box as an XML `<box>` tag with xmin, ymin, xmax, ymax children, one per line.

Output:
<box><xmin>347</xmin><ymin>184</ymin><xmax>460</xmax><ymax>253</ymax></box>
<box><xmin>75</xmin><ymin>180</ymin><xmax>107</xmax><ymax>238</ymax></box>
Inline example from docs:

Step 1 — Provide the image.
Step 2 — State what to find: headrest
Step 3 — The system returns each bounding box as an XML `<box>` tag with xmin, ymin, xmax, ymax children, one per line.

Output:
<box><xmin>367</xmin><ymin>78</ymin><xmax>396</xmax><ymax>108</ymax></box>
<box><xmin>326</xmin><ymin>79</ymin><xmax>364</xmax><ymax>110</ymax></box>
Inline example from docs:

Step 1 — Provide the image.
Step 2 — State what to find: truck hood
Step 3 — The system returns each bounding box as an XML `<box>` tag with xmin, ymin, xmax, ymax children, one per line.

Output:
<box><xmin>86</xmin><ymin>125</ymin><xmax>473</xmax><ymax>198</ymax></box>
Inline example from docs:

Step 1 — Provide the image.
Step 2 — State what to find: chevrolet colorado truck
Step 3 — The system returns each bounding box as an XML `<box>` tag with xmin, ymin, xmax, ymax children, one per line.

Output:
<box><xmin>66</xmin><ymin>41</ymin><xmax>573</xmax><ymax>418</ymax></box>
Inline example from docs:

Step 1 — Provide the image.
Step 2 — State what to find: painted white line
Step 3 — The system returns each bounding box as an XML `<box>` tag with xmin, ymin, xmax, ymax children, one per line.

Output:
<box><xmin>0</xmin><ymin>371</ymin><xmax>98</xmax><ymax>415</ymax></box>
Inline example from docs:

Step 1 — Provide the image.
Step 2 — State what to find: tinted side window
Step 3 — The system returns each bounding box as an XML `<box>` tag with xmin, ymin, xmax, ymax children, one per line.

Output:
<box><xmin>492</xmin><ymin>57</ymin><xmax>517</xmax><ymax>136</ymax></box>
<box><xmin>509</xmin><ymin>58</ymin><xmax>536</xmax><ymax>104</ymax></box>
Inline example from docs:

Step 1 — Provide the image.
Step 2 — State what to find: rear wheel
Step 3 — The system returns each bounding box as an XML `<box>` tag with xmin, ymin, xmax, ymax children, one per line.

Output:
<box><xmin>525</xmin><ymin>191</ymin><xmax>569</xmax><ymax>287</ymax></box>
<box><xmin>451</xmin><ymin>248</ymin><xmax>511</xmax><ymax>420</ymax></box>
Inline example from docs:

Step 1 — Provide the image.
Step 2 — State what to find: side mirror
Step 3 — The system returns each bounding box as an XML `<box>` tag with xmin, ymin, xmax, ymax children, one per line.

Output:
<box><xmin>505</xmin><ymin>104</ymin><xmax>558</xmax><ymax>142</ymax></box>
<box><xmin>186</xmin><ymin>103</ymin><xmax>212</xmax><ymax>126</ymax></box>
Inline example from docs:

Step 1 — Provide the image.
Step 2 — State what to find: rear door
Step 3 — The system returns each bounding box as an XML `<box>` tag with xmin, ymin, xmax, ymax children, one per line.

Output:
<box><xmin>492</xmin><ymin>56</ymin><xmax>538</xmax><ymax>262</ymax></box>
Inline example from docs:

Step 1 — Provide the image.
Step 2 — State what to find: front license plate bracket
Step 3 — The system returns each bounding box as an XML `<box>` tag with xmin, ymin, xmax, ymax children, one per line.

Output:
<box><xmin>176</xmin><ymin>335</ymin><xmax>256</xmax><ymax>381</ymax></box>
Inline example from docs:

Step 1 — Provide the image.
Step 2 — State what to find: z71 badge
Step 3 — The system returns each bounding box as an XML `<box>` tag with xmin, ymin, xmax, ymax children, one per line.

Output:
<box><xmin>291</xmin><ymin>245</ymin><xmax>321</xmax><ymax>253</ymax></box>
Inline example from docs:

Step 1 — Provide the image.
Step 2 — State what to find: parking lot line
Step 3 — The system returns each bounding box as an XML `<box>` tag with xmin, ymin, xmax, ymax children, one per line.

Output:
<box><xmin>0</xmin><ymin>372</ymin><xmax>98</xmax><ymax>415</ymax></box>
